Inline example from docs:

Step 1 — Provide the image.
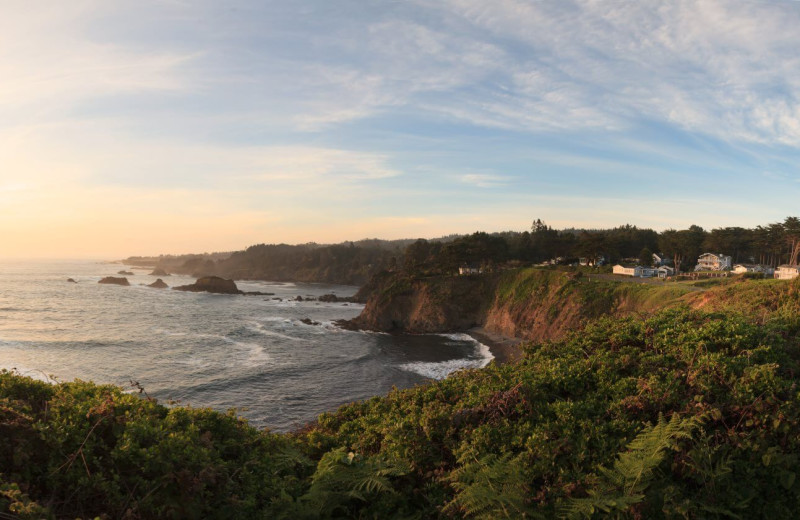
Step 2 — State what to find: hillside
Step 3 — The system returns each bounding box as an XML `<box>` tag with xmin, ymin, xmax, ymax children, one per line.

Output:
<box><xmin>4</xmin><ymin>279</ymin><xmax>800</xmax><ymax>517</ymax></box>
<box><xmin>123</xmin><ymin>241</ymin><xmax>408</xmax><ymax>286</ymax></box>
<box><xmin>347</xmin><ymin>267</ymin><xmax>705</xmax><ymax>341</ymax></box>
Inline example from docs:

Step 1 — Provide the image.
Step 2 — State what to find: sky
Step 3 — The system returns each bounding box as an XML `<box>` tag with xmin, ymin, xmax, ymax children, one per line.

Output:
<box><xmin>3</xmin><ymin>0</ymin><xmax>800</xmax><ymax>258</ymax></box>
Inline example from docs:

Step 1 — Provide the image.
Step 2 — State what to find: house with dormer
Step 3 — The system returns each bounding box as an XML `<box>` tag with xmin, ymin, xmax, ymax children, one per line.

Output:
<box><xmin>694</xmin><ymin>253</ymin><xmax>732</xmax><ymax>272</ymax></box>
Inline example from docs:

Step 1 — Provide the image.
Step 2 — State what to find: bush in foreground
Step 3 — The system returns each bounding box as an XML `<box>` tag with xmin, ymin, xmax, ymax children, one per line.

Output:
<box><xmin>3</xmin><ymin>306</ymin><xmax>800</xmax><ymax>518</ymax></box>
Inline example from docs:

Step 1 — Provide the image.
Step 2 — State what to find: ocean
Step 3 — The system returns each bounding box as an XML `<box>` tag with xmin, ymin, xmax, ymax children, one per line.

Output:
<box><xmin>0</xmin><ymin>260</ymin><xmax>491</xmax><ymax>431</ymax></box>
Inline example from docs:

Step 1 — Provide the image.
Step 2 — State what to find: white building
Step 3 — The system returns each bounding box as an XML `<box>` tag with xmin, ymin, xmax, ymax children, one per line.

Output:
<box><xmin>695</xmin><ymin>253</ymin><xmax>733</xmax><ymax>272</ymax></box>
<box><xmin>613</xmin><ymin>265</ymin><xmax>673</xmax><ymax>278</ymax></box>
<box><xmin>458</xmin><ymin>266</ymin><xmax>482</xmax><ymax>275</ymax></box>
<box><xmin>652</xmin><ymin>253</ymin><xmax>672</xmax><ymax>266</ymax></box>
<box><xmin>775</xmin><ymin>265</ymin><xmax>800</xmax><ymax>280</ymax></box>
<box><xmin>733</xmin><ymin>264</ymin><xmax>774</xmax><ymax>275</ymax></box>
<box><xmin>654</xmin><ymin>266</ymin><xmax>675</xmax><ymax>278</ymax></box>
<box><xmin>613</xmin><ymin>265</ymin><xmax>638</xmax><ymax>276</ymax></box>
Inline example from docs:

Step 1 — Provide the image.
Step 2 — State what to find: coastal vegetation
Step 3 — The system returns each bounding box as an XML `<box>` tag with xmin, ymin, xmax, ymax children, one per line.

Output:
<box><xmin>4</xmin><ymin>276</ymin><xmax>800</xmax><ymax>518</ymax></box>
<box><xmin>123</xmin><ymin>240</ymin><xmax>415</xmax><ymax>286</ymax></box>
<box><xmin>122</xmin><ymin>216</ymin><xmax>800</xmax><ymax>287</ymax></box>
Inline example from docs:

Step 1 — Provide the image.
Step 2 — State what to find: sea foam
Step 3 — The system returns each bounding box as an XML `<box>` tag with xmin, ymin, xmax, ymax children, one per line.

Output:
<box><xmin>399</xmin><ymin>333</ymin><xmax>493</xmax><ymax>380</ymax></box>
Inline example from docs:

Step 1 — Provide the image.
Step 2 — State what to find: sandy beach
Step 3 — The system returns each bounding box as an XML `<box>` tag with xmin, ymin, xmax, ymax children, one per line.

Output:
<box><xmin>467</xmin><ymin>327</ymin><xmax>525</xmax><ymax>364</ymax></box>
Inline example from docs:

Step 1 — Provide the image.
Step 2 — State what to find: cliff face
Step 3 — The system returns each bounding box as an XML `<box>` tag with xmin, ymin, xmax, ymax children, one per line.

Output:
<box><xmin>349</xmin><ymin>272</ymin><xmax>498</xmax><ymax>333</ymax></box>
<box><xmin>481</xmin><ymin>279</ymin><xmax>584</xmax><ymax>341</ymax></box>
<box><xmin>349</xmin><ymin>268</ymin><xmax>695</xmax><ymax>342</ymax></box>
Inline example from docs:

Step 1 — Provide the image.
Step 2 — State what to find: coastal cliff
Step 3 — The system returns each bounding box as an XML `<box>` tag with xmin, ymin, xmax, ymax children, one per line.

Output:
<box><xmin>346</xmin><ymin>270</ymin><xmax>499</xmax><ymax>332</ymax></box>
<box><xmin>347</xmin><ymin>268</ymin><xmax>697</xmax><ymax>341</ymax></box>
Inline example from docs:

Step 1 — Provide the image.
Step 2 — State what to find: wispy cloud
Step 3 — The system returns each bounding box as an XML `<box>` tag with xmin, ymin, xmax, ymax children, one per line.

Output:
<box><xmin>411</xmin><ymin>0</ymin><xmax>800</xmax><ymax>145</ymax></box>
<box><xmin>460</xmin><ymin>173</ymin><xmax>510</xmax><ymax>188</ymax></box>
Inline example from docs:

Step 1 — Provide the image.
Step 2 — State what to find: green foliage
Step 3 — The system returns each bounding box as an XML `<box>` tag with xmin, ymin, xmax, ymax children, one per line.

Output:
<box><xmin>561</xmin><ymin>413</ymin><xmax>702</xmax><ymax>519</ymax></box>
<box><xmin>494</xmin><ymin>267</ymin><xmax>691</xmax><ymax>323</ymax></box>
<box><xmin>0</xmin><ymin>371</ymin><xmax>310</xmax><ymax>520</ymax></box>
<box><xmin>305</xmin><ymin>306</ymin><xmax>800</xmax><ymax>517</ymax></box>
<box><xmin>6</xmin><ymin>290</ymin><xmax>800</xmax><ymax>518</ymax></box>
<box><xmin>495</xmin><ymin>268</ymin><xmax>560</xmax><ymax>304</ymax></box>
<box><xmin>200</xmin><ymin>241</ymin><xmax>402</xmax><ymax>286</ymax></box>
<box><xmin>379</xmin><ymin>274</ymin><xmax>414</xmax><ymax>300</ymax></box>
<box><xmin>290</xmin><ymin>448</ymin><xmax>411</xmax><ymax>519</ymax></box>
<box><xmin>638</xmin><ymin>247</ymin><xmax>654</xmax><ymax>268</ymax></box>
<box><xmin>0</xmin><ymin>475</ymin><xmax>51</xmax><ymax>519</ymax></box>
<box><xmin>443</xmin><ymin>451</ymin><xmax>531</xmax><ymax>519</ymax></box>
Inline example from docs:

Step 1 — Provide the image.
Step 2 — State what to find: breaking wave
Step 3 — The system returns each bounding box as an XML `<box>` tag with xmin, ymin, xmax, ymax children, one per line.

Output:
<box><xmin>399</xmin><ymin>333</ymin><xmax>493</xmax><ymax>380</ymax></box>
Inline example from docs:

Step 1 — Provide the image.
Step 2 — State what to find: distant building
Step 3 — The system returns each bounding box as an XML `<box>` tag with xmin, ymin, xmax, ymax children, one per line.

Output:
<box><xmin>652</xmin><ymin>253</ymin><xmax>670</xmax><ymax>266</ymax></box>
<box><xmin>775</xmin><ymin>265</ymin><xmax>800</xmax><ymax>280</ymax></box>
<box><xmin>579</xmin><ymin>255</ymin><xmax>606</xmax><ymax>267</ymax></box>
<box><xmin>458</xmin><ymin>266</ymin><xmax>482</xmax><ymax>276</ymax></box>
<box><xmin>733</xmin><ymin>264</ymin><xmax>774</xmax><ymax>276</ymax></box>
<box><xmin>655</xmin><ymin>266</ymin><xmax>675</xmax><ymax>278</ymax></box>
<box><xmin>613</xmin><ymin>265</ymin><xmax>672</xmax><ymax>278</ymax></box>
<box><xmin>695</xmin><ymin>253</ymin><xmax>733</xmax><ymax>272</ymax></box>
<box><xmin>613</xmin><ymin>265</ymin><xmax>639</xmax><ymax>276</ymax></box>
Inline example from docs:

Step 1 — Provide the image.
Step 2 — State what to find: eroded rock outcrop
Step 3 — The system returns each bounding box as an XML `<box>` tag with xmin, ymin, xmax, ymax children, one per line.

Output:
<box><xmin>342</xmin><ymin>271</ymin><xmax>493</xmax><ymax>334</ymax></box>
<box><xmin>148</xmin><ymin>279</ymin><xmax>169</xmax><ymax>289</ymax></box>
<box><xmin>99</xmin><ymin>276</ymin><xmax>130</xmax><ymax>286</ymax></box>
<box><xmin>149</xmin><ymin>268</ymin><xmax>170</xmax><ymax>276</ymax></box>
<box><xmin>173</xmin><ymin>276</ymin><xmax>242</xmax><ymax>295</ymax></box>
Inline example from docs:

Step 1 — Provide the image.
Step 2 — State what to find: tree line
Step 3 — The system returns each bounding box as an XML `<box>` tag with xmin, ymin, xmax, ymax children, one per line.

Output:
<box><xmin>401</xmin><ymin>216</ymin><xmax>800</xmax><ymax>274</ymax></box>
<box><xmin>126</xmin><ymin>216</ymin><xmax>800</xmax><ymax>282</ymax></box>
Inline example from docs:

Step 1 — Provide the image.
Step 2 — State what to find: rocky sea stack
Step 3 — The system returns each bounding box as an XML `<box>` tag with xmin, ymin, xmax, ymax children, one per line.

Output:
<box><xmin>173</xmin><ymin>276</ymin><xmax>242</xmax><ymax>295</ymax></box>
<box><xmin>149</xmin><ymin>268</ymin><xmax>170</xmax><ymax>276</ymax></box>
<box><xmin>98</xmin><ymin>276</ymin><xmax>130</xmax><ymax>286</ymax></box>
<box><xmin>66</xmin><ymin>278</ymin><xmax>77</xmax><ymax>283</ymax></box>
<box><xmin>117</xmin><ymin>270</ymin><xmax>134</xmax><ymax>276</ymax></box>
<box><xmin>148</xmin><ymin>278</ymin><xmax>169</xmax><ymax>289</ymax></box>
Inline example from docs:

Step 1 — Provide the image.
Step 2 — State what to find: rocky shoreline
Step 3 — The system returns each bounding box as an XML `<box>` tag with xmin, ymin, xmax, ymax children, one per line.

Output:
<box><xmin>334</xmin><ymin>318</ymin><xmax>525</xmax><ymax>365</ymax></box>
<box><xmin>97</xmin><ymin>266</ymin><xmax>526</xmax><ymax>364</ymax></box>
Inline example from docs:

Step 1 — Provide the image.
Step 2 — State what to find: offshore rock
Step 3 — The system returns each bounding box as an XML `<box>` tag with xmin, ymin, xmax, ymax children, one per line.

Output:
<box><xmin>173</xmin><ymin>276</ymin><xmax>242</xmax><ymax>295</ymax></box>
<box><xmin>66</xmin><ymin>278</ymin><xmax>77</xmax><ymax>283</ymax></box>
<box><xmin>149</xmin><ymin>268</ymin><xmax>170</xmax><ymax>276</ymax></box>
<box><xmin>148</xmin><ymin>278</ymin><xmax>169</xmax><ymax>289</ymax></box>
<box><xmin>319</xmin><ymin>293</ymin><xmax>356</xmax><ymax>303</ymax></box>
<box><xmin>117</xmin><ymin>270</ymin><xmax>134</xmax><ymax>275</ymax></box>
<box><xmin>99</xmin><ymin>276</ymin><xmax>130</xmax><ymax>286</ymax></box>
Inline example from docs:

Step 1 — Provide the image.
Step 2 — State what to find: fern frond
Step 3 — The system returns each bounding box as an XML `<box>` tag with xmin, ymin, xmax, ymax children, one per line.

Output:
<box><xmin>561</xmin><ymin>413</ymin><xmax>703</xmax><ymax>519</ymax></box>
<box><xmin>297</xmin><ymin>448</ymin><xmax>410</xmax><ymax>516</ymax></box>
<box><xmin>443</xmin><ymin>452</ymin><xmax>530</xmax><ymax>519</ymax></box>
